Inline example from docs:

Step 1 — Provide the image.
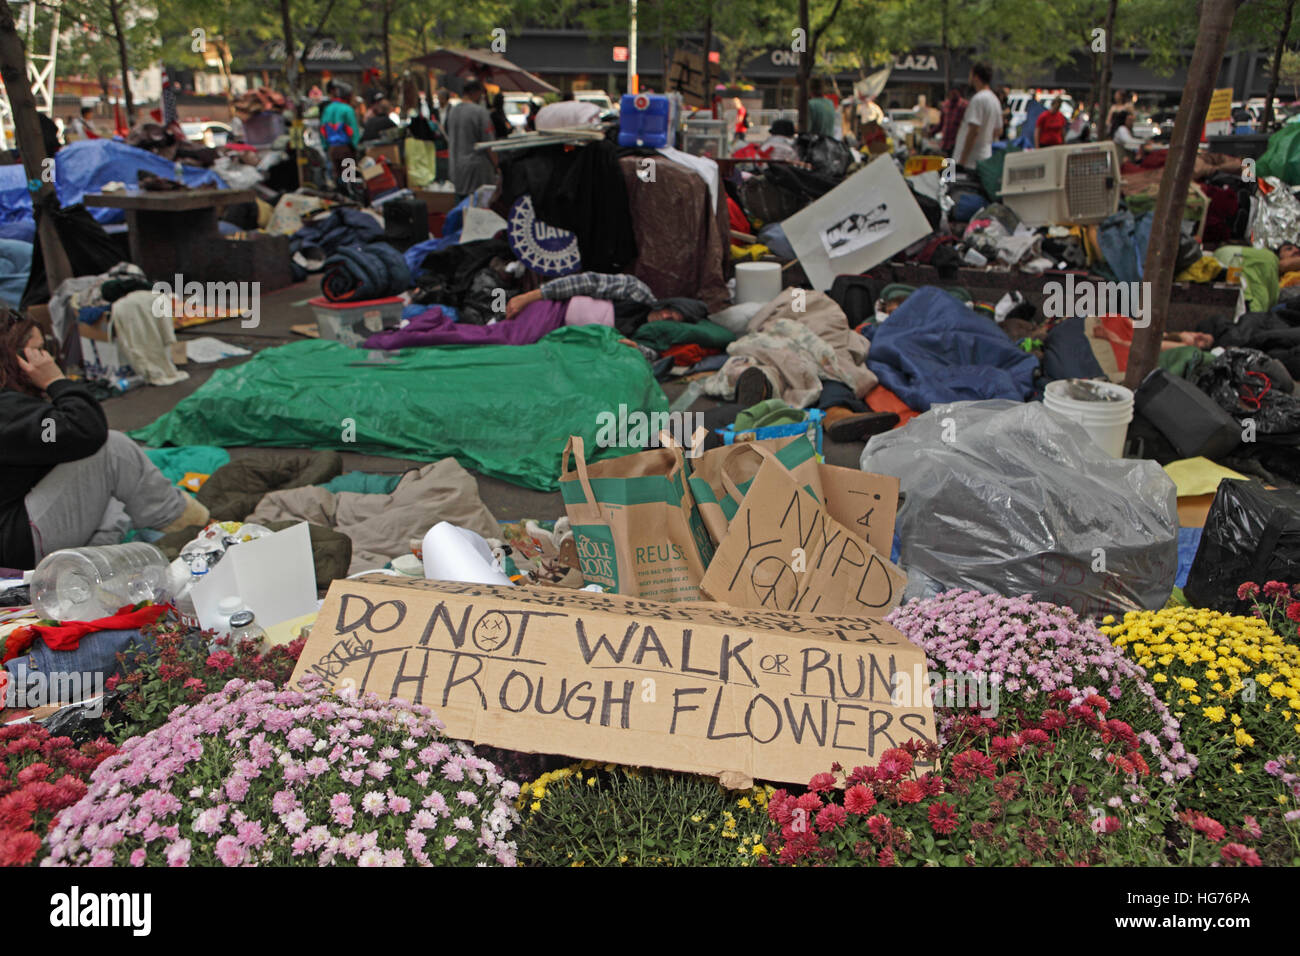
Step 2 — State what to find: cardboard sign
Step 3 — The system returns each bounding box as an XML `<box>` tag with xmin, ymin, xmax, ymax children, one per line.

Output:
<box><xmin>701</xmin><ymin>456</ymin><xmax>906</xmax><ymax>617</ymax></box>
<box><xmin>818</xmin><ymin>464</ymin><xmax>899</xmax><ymax>558</ymax></box>
<box><xmin>781</xmin><ymin>156</ymin><xmax>931</xmax><ymax>291</ymax></box>
<box><xmin>290</xmin><ymin>576</ymin><xmax>934</xmax><ymax>787</ymax></box>
<box><xmin>669</xmin><ymin>49</ymin><xmax>707</xmax><ymax>107</ymax></box>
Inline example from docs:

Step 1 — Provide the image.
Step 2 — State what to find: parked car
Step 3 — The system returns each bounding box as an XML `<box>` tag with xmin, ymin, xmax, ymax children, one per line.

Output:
<box><xmin>181</xmin><ymin>121</ymin><xmax>232</xmax><ymax>147</ymax></box>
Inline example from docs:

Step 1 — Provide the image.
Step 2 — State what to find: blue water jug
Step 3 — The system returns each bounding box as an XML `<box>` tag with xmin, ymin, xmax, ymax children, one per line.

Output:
<box><xmin>618</xmin><ymin>93</ymin><xmax>672</xmax><ymax>148</ymax></box>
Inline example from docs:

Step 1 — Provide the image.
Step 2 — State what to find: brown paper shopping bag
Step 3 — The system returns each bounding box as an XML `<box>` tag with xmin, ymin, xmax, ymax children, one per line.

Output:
<box><xmin>559</xmin><ymin>436</ymin><xmax>715</xmax><ymax>602</ymax></box>
<box><xmin>688</xmin><ymin>436</ymin><xmax>824</xmax><ymax>546</ymax></box>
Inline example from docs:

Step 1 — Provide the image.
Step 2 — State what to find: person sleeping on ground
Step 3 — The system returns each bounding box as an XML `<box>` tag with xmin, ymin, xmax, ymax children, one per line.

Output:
<box><xmin>0</xmin><ymin>311</ymin><xmax>208</xmax><ymax>572</ymax></box>
<box><xmin>504</xmin><ymin>272</ymin><xmax>706</xmax><ymax>337</ymax></box>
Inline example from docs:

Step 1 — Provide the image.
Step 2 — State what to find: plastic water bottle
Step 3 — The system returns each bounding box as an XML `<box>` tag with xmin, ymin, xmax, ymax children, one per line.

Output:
<box><xmin>31</xmin><ymin>543</ymin><xmax>171</xmax><ymax>622</ymax></box>
<box><xmin>227</xmin><ymin>610</ymin><xmax>266</xmax><ymax>651</ymax></box>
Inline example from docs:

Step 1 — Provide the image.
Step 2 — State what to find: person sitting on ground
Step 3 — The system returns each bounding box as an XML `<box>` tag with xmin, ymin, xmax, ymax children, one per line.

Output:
<box><xmin>65</xmin><ymin>106</ymin><xmax>100</xmax><ymax>142</ymax></box>
<box><xmin>505</xmin><ymin>273</ymin><xmax>706</xmax><ymax>337</ymax></box>
<box><xmin>1034</xmin><ymin>98</ymin><xmax>1068</xmax><ymax>148</ymax></box>
<box><xmin>361</xmin><ymin>93</ymin><xmax>397</xmax><ymax>140</ymax></box>
<box><xmin>0</xmin><ymin>313</ymin><xmax>208</xmax><ymax>572</ymax></box>
<box><xmin>1110</xmin><ymin>111</ymin><xmax>1150</xmax><ymax>161</ymax></box>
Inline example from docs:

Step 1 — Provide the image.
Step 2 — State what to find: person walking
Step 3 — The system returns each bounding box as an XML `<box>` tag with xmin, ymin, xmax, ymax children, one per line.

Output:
<box><xmin>1034</xmin><ymin>97</ymin><xmax>1068</xmax><ymax>148</ymax></box>
<box><xmin>320</xmin><ymin>81</ymin><xmax>362</xmax><ymax>184</ymax></box>
<box><xmin>935</xmin><ymin>87</ymin><xmax>968</xmax><ymax>154</ymax></box>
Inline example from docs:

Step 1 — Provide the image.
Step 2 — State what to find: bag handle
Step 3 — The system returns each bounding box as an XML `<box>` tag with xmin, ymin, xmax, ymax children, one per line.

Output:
<box><xmin>718</xmin><ymin>442</ymin><xmax>780</xmax><ymax>503</ymax></box>
<box><xmin>561</xmin><ymin>436</ymin><xmax>602</xmax><ymax>515</ymax></box>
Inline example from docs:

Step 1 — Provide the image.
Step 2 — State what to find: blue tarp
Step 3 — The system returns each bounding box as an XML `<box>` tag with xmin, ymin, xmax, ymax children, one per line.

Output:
<box><xmin>0</xmin><ymin>140</ymin><xmax>226</xmax><ymax>226</ymax></box>
<box><xmin>0</xmin><ymin>239</ymin><xmax>32</xmax><ymax>308</ymax></box>
<box><xmin>864</xmin><ymin>286</ymin><xmax>1039</xmax><ymax>412</ymax></box>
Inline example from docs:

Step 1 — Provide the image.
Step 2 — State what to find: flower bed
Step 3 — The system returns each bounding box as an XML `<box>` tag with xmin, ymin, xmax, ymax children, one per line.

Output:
<box><xmin>887</xmin><ymin>590</ymin><xmax>1191</xmax><ymax>783</ymax></box>
<box><xmin>0</xmin><ymin>725</ymin><xmax>117</xmax><ymax>867</ymax></box>
<box><xmin>514</xmin><ymin>762</ymin><xmax>772</xmax><ymax>867</ymax></box>
<box><xmin>43</xmin><ymin>677</ymin><xmax>520</xmax><ymax>867</ymax></box>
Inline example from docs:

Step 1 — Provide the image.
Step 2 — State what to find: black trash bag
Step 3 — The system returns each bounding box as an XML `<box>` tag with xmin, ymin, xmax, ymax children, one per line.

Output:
<box><xmin>20</xmin><ymin>200</ymin><xmax>125</xmax><ymax>308</ymax></box>
<box><xmin>796</xmin><ymin>133</ymin><xmax>854</xmax><ymax>179</ymax></box>
<box><xmin>1184</xmin><ymin>479</ymin><xmax>1300</xmax><ymax>612</ymax></box>
<box><xmin>1195</xmin><ymin>347</ymin><xmax>1300</xmax><ymax>435</ymax></box>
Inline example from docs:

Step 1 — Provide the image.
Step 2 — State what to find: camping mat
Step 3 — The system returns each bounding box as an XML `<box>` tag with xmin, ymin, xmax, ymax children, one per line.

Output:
<box><xmin>129</xmin><ymin>325</ymin><xmax>669</xmax><ymax>491</ymax></box>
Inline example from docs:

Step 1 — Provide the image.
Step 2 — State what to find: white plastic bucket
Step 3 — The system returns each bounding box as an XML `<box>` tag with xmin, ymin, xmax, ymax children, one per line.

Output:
<box><xmin>1043</xmin><ymin>379</ymin><xmax>1134</xmax><ymax>458</ymax></box>
<box><xmin>734</xmin><ymin>261</ymin><xmax>782</xmax><ymax>305</ymax></box>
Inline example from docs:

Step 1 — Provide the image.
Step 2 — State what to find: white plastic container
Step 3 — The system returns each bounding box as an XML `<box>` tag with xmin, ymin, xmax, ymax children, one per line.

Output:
<box><xmin>421</xmin><ymin>522</ymin><xmax>513</xmax><ymax>586</ymax></box>
<box><xmin>31</xmin><ymin>543</ymin><xmax>170</xmax><ymax>622</ymax></box>
<box><xmin>1043</xmin><ymin>379</ymin><xmax>1134</xmax><ymax>458</ymax></box>
<box><xmin>733</xmin><ymin>262</ymin><xmax>782</xmax><ymax>305</ymax></box>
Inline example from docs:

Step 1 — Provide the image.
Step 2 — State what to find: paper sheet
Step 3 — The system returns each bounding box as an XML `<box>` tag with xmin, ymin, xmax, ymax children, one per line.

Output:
<box><xmin>459</xmin><ymin>207</ymin><xmax>508</xmax><ymax>244</ymax></box>
<box><xmin>192</xmin><ymin>523</ymin><xmax>318</xmax><ymax>631</ymax></box>
<box><xmin>186</xmin><ymin>336</ymin><xmax>252</xmax><ymax>363</ymax></box>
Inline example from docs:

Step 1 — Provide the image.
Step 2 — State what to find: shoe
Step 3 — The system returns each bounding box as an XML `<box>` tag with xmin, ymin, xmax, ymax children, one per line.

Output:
<box><xmin>823</xmin><ymin>406</ymin><xmax>900</xmax><ymax>443</ymax></box>
<box><xmin>159</xmin><ymin>492</ymin><xmax>210</xmax><ymax>534</ymax></box>
<box><xmin>735</xmin><ymin>366</ymin><xmax>774</xmax><ymax>408</ymax></box>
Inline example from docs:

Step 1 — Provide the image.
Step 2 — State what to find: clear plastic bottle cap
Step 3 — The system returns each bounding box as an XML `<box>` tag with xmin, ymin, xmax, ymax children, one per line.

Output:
<box><xmin>229</xmin><ymin>610</ymin><xmax>255</xmax><ymax>628</ymax></box>
<box><xmin>218</xmin><ymin>597</ymin><xmax>244</xmax><ymax>614</ymax></box>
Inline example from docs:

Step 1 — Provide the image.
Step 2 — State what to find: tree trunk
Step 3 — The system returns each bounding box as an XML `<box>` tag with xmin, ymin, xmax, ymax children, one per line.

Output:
<box><xmin>797</xmin><ymin>0</ymin><xmax>810</xmax><ymax>130</ymax></box>
<box><xmin>941</xmin><ymin>0</ymin><xmax>951</xmax><ymax>94</ymax></box>
<box><xmin>702</xmin><ymin>9</ymin><xmax>713</xmax><ymax>106</ymax></box>
<box><xmin>0</xmin><ymin>2</ymin><xmax>71</xmax><ymax>289</ymax></box>
<box><xmin>1096</xmin><ymin>0</ymin><xmax>1119</xmax><ymax>136</ymax></box>
<box><xmin>107</xmin><ymin>0</ymin><xmax>134</xmax><ymax>124</ymax></box>
<box><xmin>382</xmin><ymin>0</ymin><xmax>392</xmax><ymax>98</ymax></box>
<box><xmin>1125</xmin><ymin>0</ymin><xmax>1242</xmax><ymax>390</ymax></box>
<box><xmin>1263</xmin><ymin>0</ymin><xmax>1296</xmax><ymax>133</ymax></box>
<box><xmin>279</xmin><ymin>0</ymin><xmax>298</xmax><ymax>100</ymax></box>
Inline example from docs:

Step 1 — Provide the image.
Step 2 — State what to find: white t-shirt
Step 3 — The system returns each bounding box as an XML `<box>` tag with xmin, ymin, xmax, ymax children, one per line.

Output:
<box><xmin>953</xmin><ymin>88</ymin><xmax>1002</xmax><ymax>167</ymax></box>
<box><xmin>1113</xmin><ymin>125</ymin><xmax>1143</xmax><ymax>158</ymax></box>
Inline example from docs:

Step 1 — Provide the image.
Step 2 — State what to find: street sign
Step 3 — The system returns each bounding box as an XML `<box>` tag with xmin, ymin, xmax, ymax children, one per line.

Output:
<box><xmin>613</xmin><ymin>46</ymin><xmax>629</xmax><ymax>62</ymax></box>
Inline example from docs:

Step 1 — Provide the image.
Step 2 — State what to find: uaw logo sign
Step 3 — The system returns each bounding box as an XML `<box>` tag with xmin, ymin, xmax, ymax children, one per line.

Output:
<box><xmin>507</xmin><ymin>195</ymin><xmax>581</xmax><ymax>277</ymax></box>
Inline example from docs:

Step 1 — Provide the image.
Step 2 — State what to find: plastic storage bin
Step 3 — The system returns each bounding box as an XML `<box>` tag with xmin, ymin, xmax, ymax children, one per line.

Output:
<box><xmin>719</xmin><ymin>408</ymin><xmax>825</xmax><ymax>460</ymax></box>
<box><xmin>618</xmin><ymin>93</ymin><xmax>672</xmax><ymax>148</ymax></box>
<box><xmin>309</xmin><ymin>296</ymin><xmax>404</xmax><ymax>347</ymax></box>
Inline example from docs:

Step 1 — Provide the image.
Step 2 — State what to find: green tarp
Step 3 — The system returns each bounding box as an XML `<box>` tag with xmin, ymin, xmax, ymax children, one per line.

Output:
<box><xmin>1258</xmin><ymin>124</ymin><xmax>1300</xmax><ymax>186</ymax></box>
<box><xmin>129</xmin><ymin>326</ymin><xmax>669</xmax><ymax>492</ymax></box>
<box><xmin>143</xmin><ymin>445</ymin><xmax>230</xmax><ymax>485</ymax></box>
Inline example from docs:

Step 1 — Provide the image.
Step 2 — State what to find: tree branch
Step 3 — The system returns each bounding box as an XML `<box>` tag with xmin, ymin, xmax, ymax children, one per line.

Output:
<box><xmin>813</xmin><ymin>0</ymin><xmax>844</xmax><ymax>47</ymax></box>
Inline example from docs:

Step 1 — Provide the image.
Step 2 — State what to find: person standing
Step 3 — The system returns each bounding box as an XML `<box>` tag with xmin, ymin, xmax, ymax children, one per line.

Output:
<box><xmin>1034</xmin><ymin>97</ymin><xmax>1068</xmax><ymax>148</ymax></box>
<box><xmin>952</xmin><ymin>63</ymin><xmax>1002</xmax><ymax>171</ymax></box>
<box><xmin>320</xmin><ymin>81</ymin><xmax>362</xmax><ymax>183</ymax></box>
<box><xmin>807</xmin><ymin>77</ymin><xmax>837</xmax><ymax>138</ymax></box>
<box><xmin>935</xmin><ymin>87</ymin><xmax>968</xmax><ymax>154</ymax></box>
<box><xmin>445</xmin><ymin>80</ymin><xmax>498</xmax><ymax>200</ymax></box>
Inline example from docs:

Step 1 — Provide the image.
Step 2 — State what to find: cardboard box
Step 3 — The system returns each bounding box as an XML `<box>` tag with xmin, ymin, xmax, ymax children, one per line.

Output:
<box><xmin>413</xmin><ymin>189</ymin><xmax>460</xmax><ymax>216</ymax></box>
<box><xmin>290</xmin><ymin>577</ymin><xmax>935</xmax><ymax>787</ymax></box>
<box><xmin>365</xmin><ymin>143</ymin><xmax>402</xmax><ymax>167</ymax></box>
<box><xmin>80</xmin><ymin>321</ymin><xmax>187</xmax><ymax>367</ymax></box>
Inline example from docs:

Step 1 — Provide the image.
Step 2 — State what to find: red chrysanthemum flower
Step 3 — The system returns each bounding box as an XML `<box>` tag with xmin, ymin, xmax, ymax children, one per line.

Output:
<box><xmin>876</xmin><ymin>846</ymin><xmax>895</xmax><ymax>867</ymax></box>
<box><xmin>895</xmin><ymin>780</ymin><xmax>925</xmax><ymax>804</ymax></box>
<box><xmin>0</xmin><ymin>830</ymin><xmax>42</xmax><ymax>867</ymax></box>
<box><xmin>794</xmin><ymin>791</ymin><xmax>823</xmax><ymax>814</ymax></box>
<box><xmin>16</xmin><ymin>763</ymin><xmax>51</xmax><ymax>786</ymax></box>
<box><xmin>816</xmin><ymin>803</ymin><xmax>848</xmax><ymax>833</ymax></box>
<box><xmin>1263</xmin><ymin>580</ymin><xmax>1290</xmax><ymax>599</ymax></box>
<box><xmin>1220</xmin><ymin>843</ymin><xmax>1262</xmax><ymax>866</ymax></box>
<box><xmin>866</xmin><ymin>814</ymin><xmax>892</xmax><ymax>840</ymax></box>
<box><xmin>808</xmin><ymin>772</ymin><xmax>837</xmax><ymax>793</ymax></box>
<box><xmin>1191</xmin><ymin>814</ymin><xmax>1227</xmax><ymax>842</ymax></box>
<box><xmin>990</xmin><ymin>735</ymin><xmax>1020</xmax><ymax>762</ymax></box>
<box><xmin>1236</xmin><ymin>581</ymin><xmax>1260</xmax><ymax>600</ymax></box>
<box><xmin>1084</xmin><ymin>694</ymin><xmax>1110</xmax><ymax>714</ymax></box>
<box><xmin>1039</xmin><ymin>710</ymin><xmax>1067</xmax><ymax>732</ymax></box>
<box><xmin>846</xmin><ymin>765</ymin><xmax>875</xmax><ymax>786</ymax></box>
<box><xmin>927</xmin><ymin>801</ymin><xmax>958</xmax><ymax>835</ymax></box>
<box><xmin>951</xmin><ymin>750</ymin><xmax>996</xmax><ymax>781</ymax></box>
<box><xmin>844</xmin><ymin>784</ymin><xmax>877</xmax><ymax>815</ymax></box>
<box><xmin>205</xmin><ymin>650</ymin><xmax>236</xmax><ymax>674</ymax></box>
<box><xmin>918</xmin><ymin>772</ymin><xmax>944</xmax><ymax>796</ymax></box>
<box><xmin>1287</xmin><ymin>601</ymin><xmax>1300</xmax><ymax>624</ymax></box>
<box><xmin>879</xmin><ymin>747</ymin><xmax>913</xmax><ymax>775</ymax></box>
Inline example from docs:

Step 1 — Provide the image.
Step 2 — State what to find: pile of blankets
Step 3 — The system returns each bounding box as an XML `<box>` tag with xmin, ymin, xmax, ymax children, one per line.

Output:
<box><xmin>320</xmin><ymin>242</ymin><xmax>412</xmax><ymax>302</ymax></box>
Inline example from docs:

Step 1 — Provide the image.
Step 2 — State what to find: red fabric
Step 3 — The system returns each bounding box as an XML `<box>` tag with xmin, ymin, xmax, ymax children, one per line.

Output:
<box><xmin>727</xmin><ymin>195</ymin><xmax>751</xmax><ymax>235</ymax></box>
<box><xmin>662</xmin><ymin>343</ymin><xmax>716</xmax><ymax>367</ymax></box>
<box><xmin>2</xmin><ymin>604</ymin><xmax>169</xmax><ymax>664</ymax></box>
<box><xmin>865</xmin><ymin>385</ymin><xmax>920</xmax><ymax>426</ymax></box>
<box><xmin>1035</xmin><ymin>111</ymin><xmax>1067</xmax><ymax>147</ymax></box>
<box><xmin>1140</xmin><ymin>149</ymin><xmax>1168</xmax><ymax>169</ymax></box>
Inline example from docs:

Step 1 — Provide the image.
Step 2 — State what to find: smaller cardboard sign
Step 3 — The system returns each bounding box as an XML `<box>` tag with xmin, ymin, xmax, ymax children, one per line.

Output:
<box><xmin>192</xmin><ymin>522</ymin><xmax>318</xmax><ymax>631</ymax></box>
<box><xmin>701</xmin><ymin>456</ymin><xmax>906</xmax><ymax>616</ymax></box>
<box><xmin>818</xmin><ymin>464</ymin><xmax>899</xmax><ymax>558</ymax></box>
<box><xmin>1205</xmin><ymin>88</ymin><xmax>1233</xmax><ymax>123</ymax></box>
<box><xmin>669</xmin><ymin>49</ymin><xmax>707</xmax><ymax>107</ymax></box>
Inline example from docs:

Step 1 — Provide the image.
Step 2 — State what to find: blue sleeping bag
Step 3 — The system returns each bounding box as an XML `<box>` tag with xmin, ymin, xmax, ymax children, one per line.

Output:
<box><xmin>0</xmin><ymin>239</ymin><xmax>32</xmax><ymax>308</ymax></box>
<box><xmin>320</xmin><ymin>242</ymin><xmax>412</xmax><ymax>301</ymax></box>
<box><xmin>864</xmin><ymin>286</ymin><xmax>1039</xmax><ymax>411</ymax></box>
